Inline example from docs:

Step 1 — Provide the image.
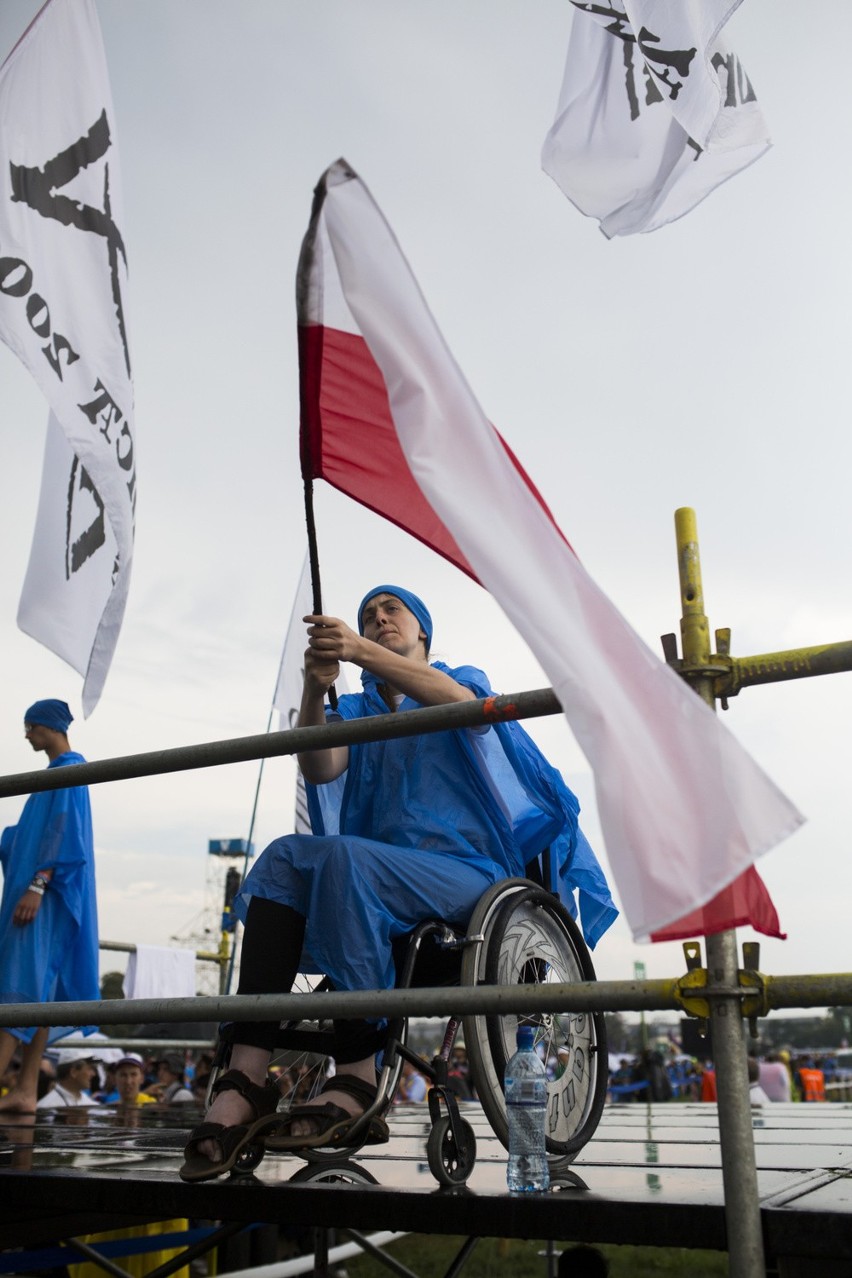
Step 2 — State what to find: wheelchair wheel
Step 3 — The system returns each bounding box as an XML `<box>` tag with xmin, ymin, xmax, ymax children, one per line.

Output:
<box><xmin>269</xmin><ymin>973</ymin><xmax>339</xmax><ymax>1112</ymax></box>
<box><xmin>426</xmin><ymin>1115</ymin><xmax>477</xmax><ymax>1186</ymax></box>
<box><xmin>460</xmin><ymin>879</ymin><xmax>607</xmax><ymax>1162</ymax></box>
<box><xmin>267</xmin><ymin>971</ymin><xmax>406</xmax><ymax>1165</ymax></box>
<box><xmin>289</xmin><ymin>1161</ymin><xmax>379</xmax><ymax>1185</ymax></box>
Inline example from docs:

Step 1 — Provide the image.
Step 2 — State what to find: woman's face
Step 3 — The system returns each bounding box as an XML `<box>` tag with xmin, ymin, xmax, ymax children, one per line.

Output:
<box><xmin>361</xmin><ymin>593</ymin><xmax>427</xmax><ymax>660</ymax></box>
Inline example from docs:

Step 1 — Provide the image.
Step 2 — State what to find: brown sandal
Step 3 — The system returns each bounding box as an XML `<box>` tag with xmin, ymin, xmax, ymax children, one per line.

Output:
<box><xmin>264</xmin><ymin>1073</ymin><xmax>390</xmax><ymax>1151</ymax></box>
<box><xmin>179</xmin><ymin>1069</ymin><xmax>280</xmax><ymax>1182</ymax></box>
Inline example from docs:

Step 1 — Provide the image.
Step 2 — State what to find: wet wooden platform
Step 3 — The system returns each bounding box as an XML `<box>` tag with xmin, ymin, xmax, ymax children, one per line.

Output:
<box><xmin>0</xmin><ymin>1101</ymin><xmax>851</xmax><ymax>1270</ymax></box>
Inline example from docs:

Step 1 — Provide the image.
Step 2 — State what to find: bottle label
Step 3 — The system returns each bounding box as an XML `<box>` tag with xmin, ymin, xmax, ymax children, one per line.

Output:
<box><xmin>506</xmin><ymin>1079</ymin><xmax>545</xmax><ymax>1105</ymax></box>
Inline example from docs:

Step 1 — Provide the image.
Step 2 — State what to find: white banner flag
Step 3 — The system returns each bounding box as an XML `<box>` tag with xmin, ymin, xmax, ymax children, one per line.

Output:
<box><xmin>298</xmin><ymin>160</ymin><xmax>803</xmax><ymax>941</ymax></box>
<box><xmin>542</xmin><ymin>1</ymin><xmax>771</xmax><ymax>237</ymax></box>
<box><xmin>273</xmin><ymin>554</ymin><xmax>312</xmax><ymax>835</ymax></box>
<box><xmin>18</xmin><ymin>413</ymin><xmax>119</xmax><ymax>673</ymax></box>
<box><xmin>0</xmin><ymin>0</ymin><xmax>135</xmax><ymax>713</ymax></box>
<box><xmin>273</xmin><ymin>553</ymin><xmax>313</xmax><ymax>737</ymax></box>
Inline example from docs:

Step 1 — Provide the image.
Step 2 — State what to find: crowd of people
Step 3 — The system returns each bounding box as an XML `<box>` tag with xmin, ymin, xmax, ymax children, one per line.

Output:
<box><xmin>0</xmin><ymin>1027</ymin><xmax>841</xmax><ymax>1121</ymax></box>
<box><xmin>0</xmin><ymin>1044</ymin><xmax>211</xmax><ymax>1113</ymax></box>
<box><xmin>2</xmin><ymin>1004</ymin><xmax>820</xmax><ymax>1121</ymax></box>
<box><xmin>0</xmin><ymin>1038</ymin><xmax>477</xmax><ymax>1116</ymax></box>
<box><xmin>607</xmin><ymin>1045</ymin><xmax>837</xmax><ymax>1105</ymax></box>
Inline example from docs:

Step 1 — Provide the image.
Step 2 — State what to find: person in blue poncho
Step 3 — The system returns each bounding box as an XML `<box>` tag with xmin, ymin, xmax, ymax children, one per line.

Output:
<box><xmin>0</xmin><ymin>700</ymin><xmax>99</xmax><ymax>1113</ymax></box>
<box><xmin>181</xmin><ymin>586</ymin><xmax>617</xmax><ymax>1182</ymax></box>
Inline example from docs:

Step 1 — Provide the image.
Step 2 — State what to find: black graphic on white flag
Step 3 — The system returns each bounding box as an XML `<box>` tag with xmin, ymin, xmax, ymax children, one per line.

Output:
<box><xmin>0</xmin><ymin>0</ymin><xmax>135</xmax><ymax>713</ymax></box>
<box><xmin>543</xmin><ymin>0</ymin><xmax>770</xmax><ymax>236</ymax></box>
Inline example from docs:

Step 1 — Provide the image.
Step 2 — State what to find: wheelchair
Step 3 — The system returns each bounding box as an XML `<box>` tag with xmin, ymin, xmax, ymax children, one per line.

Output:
<box><xmin>214</xmin><ymin>866</ymin><xmax>608</xmax><ymax>1187</ymax></box>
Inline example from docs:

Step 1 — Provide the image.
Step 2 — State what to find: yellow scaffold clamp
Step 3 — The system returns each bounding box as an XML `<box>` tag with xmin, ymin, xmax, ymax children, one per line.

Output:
<box><xmin>674</xmin><ymin>941</ymin><xmax>770</xmax><ymax>1039</ymax></box>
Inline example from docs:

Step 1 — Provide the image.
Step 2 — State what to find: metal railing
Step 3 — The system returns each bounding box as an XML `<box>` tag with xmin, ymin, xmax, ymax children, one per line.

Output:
<box><xmin>2</xmin><ymin>969</ymin><xmax>850</xmax><ymax>1029</ymax></box>
<box><xmin>0</xmin><ymin>688</ymin><xmax>559</xmax><ymax>800</ymax></box>
<box><xmin>100</xmin><ymin>939</ymin><xmax>223</xmax><ymax>966</ymax></box>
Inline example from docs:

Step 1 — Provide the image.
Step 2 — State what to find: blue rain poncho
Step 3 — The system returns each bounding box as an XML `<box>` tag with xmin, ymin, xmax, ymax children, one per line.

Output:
<box><xmin>0</xmin><ymin>752</ymin><xmax>100</xmax><ymax>1042</ymax></box>
<box><xmin>237</xmin><ymin>662</ymin><xmax>617</xmax><ymax>994</ymax></box>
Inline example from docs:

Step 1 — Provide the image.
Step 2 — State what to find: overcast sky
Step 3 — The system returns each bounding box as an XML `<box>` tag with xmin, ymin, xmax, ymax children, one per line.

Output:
<box><xmin>0</xmin><ymin>1</ymin><xmax>849</xmax><ymax>1003</ymax></box>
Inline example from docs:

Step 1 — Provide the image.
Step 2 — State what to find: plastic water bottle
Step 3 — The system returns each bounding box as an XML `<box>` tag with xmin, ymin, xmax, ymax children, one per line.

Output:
<box><xmin>505</xmin><ymin>1024</ymin><xmax>550</xmax><ymax>1193</ymax></box>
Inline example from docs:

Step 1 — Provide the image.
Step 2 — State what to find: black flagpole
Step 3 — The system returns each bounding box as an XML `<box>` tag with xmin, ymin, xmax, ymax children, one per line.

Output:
<box><xmin>304</xmin><ymin>477</ymin><xmax>338</xmax><ymax>710</ymax></box>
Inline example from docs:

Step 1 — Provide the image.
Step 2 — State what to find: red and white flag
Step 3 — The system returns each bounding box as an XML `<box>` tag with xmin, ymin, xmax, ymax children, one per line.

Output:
<box><xmin>0</xmin><ymin>0</ymin><xmax>135</xmax><ymax>714</ymax></box>
<box><xmin>297</xmin><ymin>159</ymin><xmax>802</xmax><ymax>942</ymax></box>
<box><xmin>542</xmin><ymin>1</ymin><xmax>771</xmax><ymax>237</ymax></box>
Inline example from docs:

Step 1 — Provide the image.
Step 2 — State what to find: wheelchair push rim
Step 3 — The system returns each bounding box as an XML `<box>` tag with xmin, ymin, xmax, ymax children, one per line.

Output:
<box><xmin>460</xmin><ymin>878</ymin><xmax>608</xmax><ymax>1160</ymax></box>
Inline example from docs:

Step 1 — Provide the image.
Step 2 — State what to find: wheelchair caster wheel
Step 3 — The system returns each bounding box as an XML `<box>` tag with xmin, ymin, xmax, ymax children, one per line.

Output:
<box><xmin>234</xmin><ymin>1140</ymin><xmax>265</xmax><ymax>1172</ymax></box>
<box><xmin>426</xmin><ymin>1115</ymin><xmax>477</xmax><ymax>1186</ymax></box>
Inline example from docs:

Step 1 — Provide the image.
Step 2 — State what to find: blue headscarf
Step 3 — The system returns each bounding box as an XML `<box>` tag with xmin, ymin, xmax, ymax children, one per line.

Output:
<box><xmin>357</xmin><ymin>585</ymin><xmax>433</xmax><ymax>653</ymax></box>
<box><xmin>24</xmin><ymin>699</ymin><xmax>73</xmax><ymax>733</ymax></box>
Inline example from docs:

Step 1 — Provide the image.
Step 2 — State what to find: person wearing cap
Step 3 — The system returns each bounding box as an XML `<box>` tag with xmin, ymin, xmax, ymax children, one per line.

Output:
<box><xmin>181</xmin><ymin>587</ymin><xmax>616</xmax><ymax>1181</ymax></box>
<box><xmin>36</xmin><ymin>1049</ymin><xmax>98</xmax><ymax>1108</ymax></box>
<box><xmin>0</xmin><ymin>700</ymin><xmax>99</xmax><ymax>1113</ymax></box>
<box><xmin>102</xmin><ymin>1054</ymin><xmax>157</xmax><ymax>1106</ymax></box>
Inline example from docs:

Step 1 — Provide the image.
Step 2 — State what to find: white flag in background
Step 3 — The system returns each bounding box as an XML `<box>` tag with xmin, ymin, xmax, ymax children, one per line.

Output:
<box><xmin>0</xmin><ymin>0</ymin><xmax>135</xmax><ymax>713</ymax></box>
<box><xmin>273</xmin><ymin>553</ymin><xmax>314</xmax><ymax>739</ymax></box>
<box><xmin>542</xmin><ymin>1</ymin><xmax>771</xmax><ymax>237</ymax></box>
<box><xmin>273</xmin><ymin>552</ymin><xmax>348</xmax><ymax>835</ymax></box>
<box><xmin>273</xmin><ymin>554</ymin><xmax>313</xmax><ymax>835</ymax></box>
<box><xmin>296</xmin><ymin>160</ymin><xmax>803</xmax><ymax>941</ymax></box>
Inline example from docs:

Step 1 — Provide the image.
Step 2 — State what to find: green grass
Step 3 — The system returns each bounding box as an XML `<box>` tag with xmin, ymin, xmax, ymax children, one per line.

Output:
<box><xmin>345</xmin><ymin>1234</ymin><xmax>729</xmax><ymax>1277</ymax></box>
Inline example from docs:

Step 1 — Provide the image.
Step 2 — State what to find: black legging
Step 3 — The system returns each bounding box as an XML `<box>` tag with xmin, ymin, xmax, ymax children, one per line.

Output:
<box><xmin>232</xmin><ymin>896</ymin><xmax>387</xmax><ymax>1065</ymax></box>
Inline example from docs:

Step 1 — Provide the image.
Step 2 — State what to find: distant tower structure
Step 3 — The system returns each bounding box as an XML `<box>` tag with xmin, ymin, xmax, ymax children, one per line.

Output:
<box><xmin>172</xmin><ymin>838</ymin><xmax>252</xmax><ymax>995</ymax></box>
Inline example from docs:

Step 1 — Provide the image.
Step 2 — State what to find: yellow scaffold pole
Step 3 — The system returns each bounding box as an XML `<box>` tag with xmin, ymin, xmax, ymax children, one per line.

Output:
<box><xmin>672</xmin><ymin>507</ymin><xmax>765</xmax><ymax>1278</ymax></box>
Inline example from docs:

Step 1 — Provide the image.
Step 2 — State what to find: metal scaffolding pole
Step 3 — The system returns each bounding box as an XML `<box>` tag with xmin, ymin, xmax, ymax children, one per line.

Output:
<box><xmin>0</xmin><ymin>969</ymin><xmax>848</xmax><ymax>1032</ymax></box>
<box><xmin>674</xmin><ymin>507</ymin><xmax>765</xmax><ymax>1278</ymax></box>
<box><xmin>0</xmin><ymin>689</ymin><xmax>560</xmax><ymax>799</ymax></box>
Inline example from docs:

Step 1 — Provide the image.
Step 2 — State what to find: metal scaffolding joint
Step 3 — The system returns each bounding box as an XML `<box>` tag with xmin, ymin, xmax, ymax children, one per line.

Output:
<box><xmin>673</xmin><ymin>965</ymin><xmax>769</xmax><ymax>1023</ymax></box>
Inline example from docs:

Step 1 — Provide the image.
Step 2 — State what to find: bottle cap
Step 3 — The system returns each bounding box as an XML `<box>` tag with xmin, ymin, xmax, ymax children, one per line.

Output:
<box><xmin>516</xmin><ymin>1024</ymin><xmax>536</xmax><ymax>1050</ymax></box>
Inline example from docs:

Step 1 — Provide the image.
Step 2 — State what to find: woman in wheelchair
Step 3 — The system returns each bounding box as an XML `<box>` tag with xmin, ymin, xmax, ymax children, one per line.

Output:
<box><xmin>180</xmin><ymin>586</ymin><xmax>616</xmax><ymax>1182</ymax></box>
